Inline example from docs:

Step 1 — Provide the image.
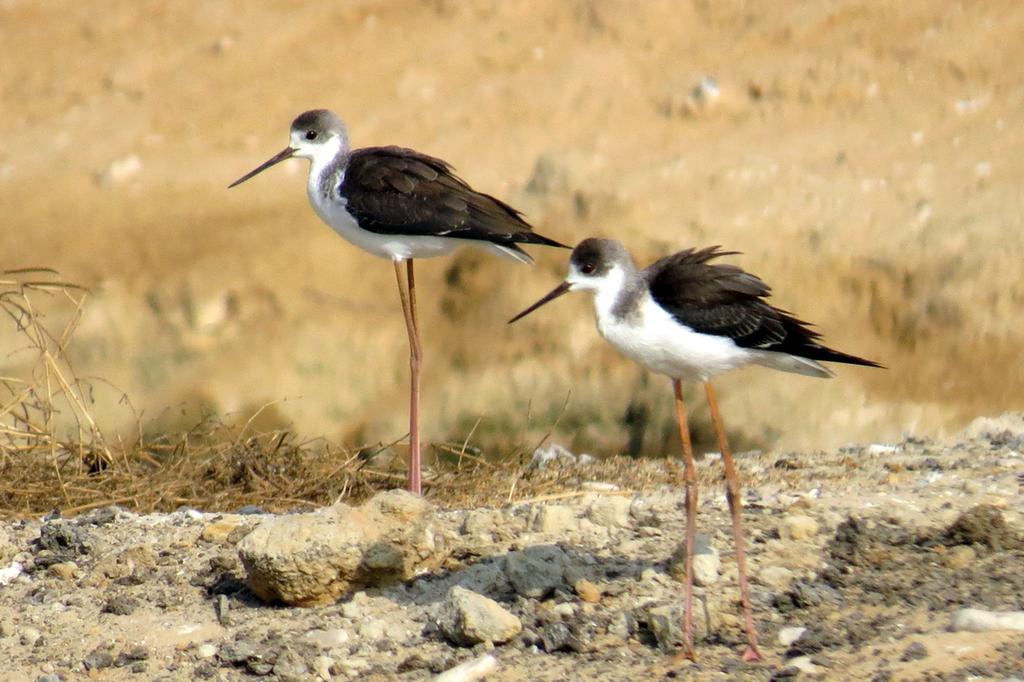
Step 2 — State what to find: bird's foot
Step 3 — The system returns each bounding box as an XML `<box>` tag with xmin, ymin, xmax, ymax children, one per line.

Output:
<box><xmin>740</xmin><ymin>645</ymin><xmax>763</xmax><ymax>663</ymax></box>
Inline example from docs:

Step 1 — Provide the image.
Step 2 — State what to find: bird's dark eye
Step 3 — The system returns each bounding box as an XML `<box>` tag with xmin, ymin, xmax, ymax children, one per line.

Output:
<box><xmin>305</xmin><ymin>130</ymin><xmax>318</xmax><ymax>140</ymax></box>
<box><xmin>580</xmin><ymin>262</ymin><xmax>596</xmax><ymax>275</ymax></box>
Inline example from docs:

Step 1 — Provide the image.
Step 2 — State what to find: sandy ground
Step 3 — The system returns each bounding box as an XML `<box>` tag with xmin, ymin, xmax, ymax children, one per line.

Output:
<box><xmin>2</xmin><ymin>1</ymin><xmax>1023</xmax><ymax>460</ymax></box>
<box><xmin>1</xmin><ymin>414</ymin><xmax>1023</xmax><ymax>680</ymax></box>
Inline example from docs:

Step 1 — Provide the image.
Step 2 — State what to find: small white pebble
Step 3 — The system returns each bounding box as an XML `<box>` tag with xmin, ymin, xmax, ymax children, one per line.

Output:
<box><xmin>195</xmin><ymin>644</ymin><xmax>217</xmax><ymax>658</ymax></box>
<box><xmin>434</xmin><ymin>653</ymin><xmax>497</xmax><ymax>682</ymax></box>
<box><xmin>778</xmin><ymin>626</ymin><xmax>807</xmax><ymax>647</ymax></box>
<box><xmin>0</xmin><ymin>561</ymin><xmax>23</xmax><ymax>586</ymax></box>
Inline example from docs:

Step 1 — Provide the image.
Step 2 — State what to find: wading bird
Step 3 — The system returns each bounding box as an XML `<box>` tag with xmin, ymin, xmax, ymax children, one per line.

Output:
<box><xmin>510</xmin><ymin>238</ymin><xmax>881</xmax><ymax>661</ymax></box>
<box><xmin>230</xmin><ymin>109</ymin><xmax>567</xmax><ymax>494</ymax></box>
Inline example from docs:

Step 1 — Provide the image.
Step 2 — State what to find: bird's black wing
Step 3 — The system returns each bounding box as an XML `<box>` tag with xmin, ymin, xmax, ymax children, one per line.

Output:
<box><xmin>644</xmin><ymin>247</ymin><xmax>882</xmax><ymax>367</ymax></box>
<box><xmin>339</xmin><ymin>147</ymin><xmax>566</xmax><ymax>250</ymax></box>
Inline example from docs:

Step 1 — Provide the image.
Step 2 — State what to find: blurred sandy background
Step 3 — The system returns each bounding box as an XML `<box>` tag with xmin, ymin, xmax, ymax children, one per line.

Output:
<box><xmin>2</xmin><ymin>1</ymin><xmax>1021</xmax><ymax>458</ymax></box>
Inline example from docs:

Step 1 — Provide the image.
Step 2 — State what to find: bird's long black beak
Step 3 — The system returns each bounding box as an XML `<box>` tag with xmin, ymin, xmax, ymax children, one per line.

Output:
<box><xmin>228</xmin><ymin>147</ymin><xmax>295</xmax><ymax>188</ymax></box>
<box><xmin>508</xmin><ymin>281</ymin><xmax>572</xmax><ymax>324</ymax></box>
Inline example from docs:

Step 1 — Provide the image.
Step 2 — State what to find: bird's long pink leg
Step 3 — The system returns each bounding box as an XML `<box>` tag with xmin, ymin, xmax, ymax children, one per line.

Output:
<box><xmin>671</xmin><ymin>379</ymin><xmax>698</xmax><ymax>662</ymax></box>
<box><xmin>393</xmin><ymin>260</ymin><xmax>422</xmax><ymax>495</ymax></box>
<box><xmin>704</xmin><ymin>381</ymin><xmax>762</xmax><ymax>662</ymax></box>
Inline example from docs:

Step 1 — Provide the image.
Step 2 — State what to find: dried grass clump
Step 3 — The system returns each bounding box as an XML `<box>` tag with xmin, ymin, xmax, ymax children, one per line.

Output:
<box><xmin>0</xmin><ymin>268</ymin><xmax>680</xmax><ymax>518</ymax></box>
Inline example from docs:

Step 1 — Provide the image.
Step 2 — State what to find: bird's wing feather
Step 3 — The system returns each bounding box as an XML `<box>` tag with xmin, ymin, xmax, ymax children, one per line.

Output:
<box><xmin>339</xmin><ymin>147</ymin><xmax>561</xmax><ymax>247</ymax></box>
<box><xmin>644</xmin><ymin>247</ymin><xmax>813</xmax><ymax>350</ymax></box>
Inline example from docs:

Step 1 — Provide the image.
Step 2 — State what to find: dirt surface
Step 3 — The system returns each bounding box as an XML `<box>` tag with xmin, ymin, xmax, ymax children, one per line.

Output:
<box><xmin>1</xmin><ymin>414</ymin><xmax>1023</xmax><ymax>681</ymax></box>
<box><xmin>2</xmin><ymin>1</ymin><xmax>1023</xmax><ymax>459</ymax></box>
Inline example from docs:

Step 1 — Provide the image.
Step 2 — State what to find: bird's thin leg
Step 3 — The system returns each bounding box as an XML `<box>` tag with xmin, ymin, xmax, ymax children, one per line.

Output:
<box><xmin>704</xmin><ymin>381</ymin><xmax>762</xmax><ymax>662</ymax></box>
<box><xmin>671</xmin><ymin>379</ymin><xmax>698</xmax><ymax>663</ymax></box>
<box><xmin>393</xmin><ymin>260</ymin><xmax>422</xmax><ymax>495</ymax></box>
<box><xmin>406</xmin><ymin>260</ymin><xmax>423</xmax><ymax>495</ymax></box>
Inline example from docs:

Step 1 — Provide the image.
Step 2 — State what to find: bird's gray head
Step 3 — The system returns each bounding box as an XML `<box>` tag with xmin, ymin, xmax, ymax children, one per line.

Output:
<box><xmin>228</xmin><ymin>109</ymin><xmax>349</xmax><ymax>188</ymax></box>
<box><xmin>565</xmin><ymin>238</ymin><xmax>634</xmax><ymax>293</ymax></box>
<box><xmin>288</xmin><ymin>109</ymin><xmax>349</xmax><ymax>161</ymax></box>
<box><xmin>507</xmin><ymin>237</ymin><xmax>635</xmax><ymax>324</ymax></box>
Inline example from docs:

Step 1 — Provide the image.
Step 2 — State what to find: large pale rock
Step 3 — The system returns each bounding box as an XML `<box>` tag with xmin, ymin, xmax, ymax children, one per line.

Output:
<box><xmin>238</xmin><ymin>490</ymin><xmax>446</xmax><ymax>606</ymax></box>
<box><xmin>779</xmin><ymin>514</ymin><xmax>820</xmax><ymax>541</ymax></box>
<box><xmin>951</xmin><ymin>608</ymin><xmax>1024</xmax><ymax>633</ymax></box>
<box><xmin>532</xmin><ymin>505</ymin><xmax>577</xmax><ymax>534</ymax></box>
<box><xmin>587</xmin><ymin>496</ymin><xmax>632</xmax><ymax>528</ymax></box>
<box><xmin>437</xmin><ymin>586</ymin><xmax>522</xmax><ymax>646</ymax></box>
<box><xmin>461</xmin><ymin>509</ymin><xmax>504</xmax><ymax>537</ymax></box>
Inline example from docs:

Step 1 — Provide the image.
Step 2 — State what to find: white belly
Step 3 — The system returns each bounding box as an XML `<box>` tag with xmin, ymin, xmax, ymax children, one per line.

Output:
<box><xmin>309</xmin><ymin>189</ymin><xmax>459</xmax><ymax>261</ymax></box>
<box><xmin>596</xmin><ymin>296</ymin><xmax>753</xmax><ymax>382</ymax></box>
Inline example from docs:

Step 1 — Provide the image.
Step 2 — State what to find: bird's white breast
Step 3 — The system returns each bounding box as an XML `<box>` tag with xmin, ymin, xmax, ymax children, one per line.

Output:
<box><xmin>593</xmin><ymin>290</ymin><xmax>752</xmax><ymax>382</ymax></box>
<box><xmin>306</xmin><ymin>166</ymin><xmax>460</xmax><ymax>262</ymax></box>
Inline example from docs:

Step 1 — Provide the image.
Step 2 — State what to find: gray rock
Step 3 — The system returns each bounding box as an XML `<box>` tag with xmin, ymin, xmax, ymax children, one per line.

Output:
<box><xmin>453</xmin><ymin>561</ymin><xmax>512</xmax><ymax>598</ymax></box>
<box><xmin>669</xmin><ymin>535</ymin><xmax>720</xmax><ymax>586</ymax></box>
<box><xmin>437</xmin><ymin>586</ymin><xmax>522</xmax><ymax>646</ymax></box>
<box><xmin>102</xmin><ymin>594</ymin><xmax>138</xmax><ymax>616</ymax></box>
<box><xmin>900</xmin><ymin>641</ymin><xmax>928</xmax><ymax>661</ymax></box>
<box><xmin>114</xmin><ymin>645</ymin><xmax>148</xmax><ymax>667</ymax></box>
<box><xmin>218</xmin><ymin>639</ymin><xmax>260</xmax><ymax>665</ymax></box>
<box><xmin>541</xmin><ymin>622</ymin><xmax>573</xmax><ymax>652</ymax></box>
<box><xmin>503</xmin><ymin>545</ymin><xmax>568</xmax><ymax>598</ymax></box>
<box><xmin>238</xmin><ymin>490</ymin><xmax>447</xmax><ymax>605</ymax></box>
<box><xmin>645</xmin><ymin>597</ymin><xmax>719</xmax><ymax>649</ymax></box>
<box><xmin>951</xmin><ymin>608</ymin><xmax>1024</xmax><ymax>632</ymax></box>
<box><xmin>83</xmin><ymin>650</ymin><xmax>114</xmax><ymax>671</ymax></box>
<box><xmin>34</xmin><ymin>522</ymin><xmax>92</xmax><ymax>566</ymax></box>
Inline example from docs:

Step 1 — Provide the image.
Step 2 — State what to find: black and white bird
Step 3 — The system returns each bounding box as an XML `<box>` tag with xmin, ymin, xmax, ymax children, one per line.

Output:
<box><xmin>230</xmin><ymin>109</ymin><xmax>567</xmax><ymax>495</ymax></box>
<box><xmin>510</xmin><ymin>238</ymin><xmax>881</xmax><ymax>662</ymax></box>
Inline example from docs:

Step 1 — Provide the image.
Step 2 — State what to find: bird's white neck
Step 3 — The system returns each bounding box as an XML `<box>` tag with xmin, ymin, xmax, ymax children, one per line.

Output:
<box><xmin>303</xmin><ymin>136</ymin><xmax>347</xmax><ymax>202</ymax></box>
<box><xmin>589</xmin><ymin>267</ymin><xmax>630</xmax><ymax>323</ymax></box>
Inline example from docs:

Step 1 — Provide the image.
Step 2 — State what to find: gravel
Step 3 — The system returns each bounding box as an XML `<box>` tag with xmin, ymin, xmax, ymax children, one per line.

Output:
<box><xmin>2</xmin><ymin>418</ymin><xmax>1024</xmax><ymax>679</ymax></box>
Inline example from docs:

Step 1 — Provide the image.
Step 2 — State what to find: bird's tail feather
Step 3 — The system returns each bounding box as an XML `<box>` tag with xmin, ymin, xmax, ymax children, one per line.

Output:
<box><xmin>752</xmin><ymin>351</ymin><xmax>835</xmax><ymax>378</ymax></box>
<box><xmin>483</xmin><ymin>242</ymin><xmax>535</xmax><ymax>264</ymax></box>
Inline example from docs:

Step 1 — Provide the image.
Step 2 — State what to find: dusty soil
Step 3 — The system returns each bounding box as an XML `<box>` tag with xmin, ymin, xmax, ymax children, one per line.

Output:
<box><xmin>2</xmin><ymin>1</ymin><xmax>1023</xmax><ymax>460</ymax></box>
<box><xmin>1</xmin><ymin>414</ymin><xmax>1023</xmax><ymax>681</ymax></box>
